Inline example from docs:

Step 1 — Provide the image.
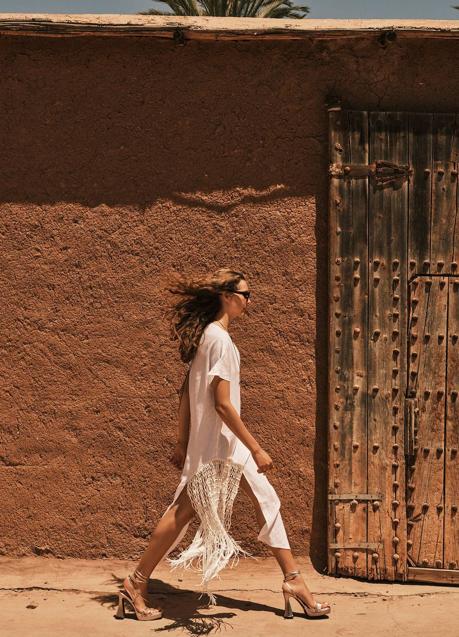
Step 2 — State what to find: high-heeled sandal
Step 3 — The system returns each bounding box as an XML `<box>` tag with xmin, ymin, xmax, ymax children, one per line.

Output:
<box><xmin>282</xmin><ymin>570</ymin><xmax>331</xmax><ymax>619</ymax></box>
<box><xmin>115</xmin><ymin>567</ymin><xmax>162</xmax><ymax>621</ymax></box>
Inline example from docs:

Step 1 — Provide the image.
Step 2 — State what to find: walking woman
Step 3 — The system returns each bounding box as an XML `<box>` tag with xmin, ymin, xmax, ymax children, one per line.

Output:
<box><xmin>116</xmin><ymin>268</ymin><xmax>331</xmax><ymax>621</ymax></box>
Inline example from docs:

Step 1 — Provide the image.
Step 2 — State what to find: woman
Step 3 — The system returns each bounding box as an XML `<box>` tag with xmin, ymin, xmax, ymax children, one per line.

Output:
<box><xmin>116</xmin><ymin>268</ymin><xmax>331</xmax><ymax>621</ymax></box>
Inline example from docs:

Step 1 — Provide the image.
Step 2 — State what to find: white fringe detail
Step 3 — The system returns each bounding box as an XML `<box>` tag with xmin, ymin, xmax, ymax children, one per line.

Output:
<box><xmin>166</xmin><ymin>458</ymin><xmax>252</xmax><ymax>601</ymax></box>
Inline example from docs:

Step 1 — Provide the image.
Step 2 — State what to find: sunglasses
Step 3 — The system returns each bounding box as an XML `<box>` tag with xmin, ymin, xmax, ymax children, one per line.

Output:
<box><xmin>232</xmin><ymin>290</ymin><xmax>251</xmax><ymax>300</ymax></box>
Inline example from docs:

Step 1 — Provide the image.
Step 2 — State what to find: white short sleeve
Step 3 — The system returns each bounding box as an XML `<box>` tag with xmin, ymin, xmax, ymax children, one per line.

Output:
<box><xmin>207</xmin><ymin>338</ymin><xmax>233</xmax><ymax>382</ymax></box>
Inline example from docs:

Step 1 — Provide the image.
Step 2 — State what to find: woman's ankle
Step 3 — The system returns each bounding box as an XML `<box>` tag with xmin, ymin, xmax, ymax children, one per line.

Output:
<box><xmin>126</xmin><ymin>568</ymin><xmax>150</xmax><ymax>590</ymax></box>
<box><xmin>283</xmin><ymin>568</ymin><xmax>300</xmax><ymax>580</ymax></box>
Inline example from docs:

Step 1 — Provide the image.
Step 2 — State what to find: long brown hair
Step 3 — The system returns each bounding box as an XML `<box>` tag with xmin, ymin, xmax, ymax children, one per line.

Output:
<box><xmin>164</xmin><ymin>267</ymin><xmax>246</xmax><ymax>365</ymax></box>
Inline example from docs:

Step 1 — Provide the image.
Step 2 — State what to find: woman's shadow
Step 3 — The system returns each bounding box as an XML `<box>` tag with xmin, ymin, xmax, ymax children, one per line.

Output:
<box><xmin>92</xmin><ymin>573</ymin><xmax>288</xmax><ymax>635</ymax></box>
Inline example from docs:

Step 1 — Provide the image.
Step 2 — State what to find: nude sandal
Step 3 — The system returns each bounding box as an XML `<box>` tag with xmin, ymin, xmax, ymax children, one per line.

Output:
<box><xmin>115</xmin><ymin>568</ymin><xmax>162</xmax><ymax>621</ymax></box>
<box><xmin>282</xmin><ymin>570</ymin><xmax>331</xmax><ymax>618</ymax></box>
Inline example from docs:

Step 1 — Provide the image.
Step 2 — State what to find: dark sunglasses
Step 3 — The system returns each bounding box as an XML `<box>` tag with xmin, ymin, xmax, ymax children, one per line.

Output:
<box><xmin>232</xmin><ymin>290</ymin><xmax>251</xmax><ymax>300</ymax></box>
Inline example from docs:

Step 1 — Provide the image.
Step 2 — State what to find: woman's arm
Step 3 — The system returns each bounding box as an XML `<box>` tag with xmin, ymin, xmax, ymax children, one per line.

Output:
<box><xmin>211</xmin><ymin>376</ymin><xmax>273</xmax><ymax>473</ymax></box>
<box><xmin>177</xmin><ymin>370</ymin><xmax>191</xmax><ymax>447</ymax></box>
<box><xmin>170</xmin><ymin>370</ymin><xmax>190</xmax><ymax>470</ymax></box>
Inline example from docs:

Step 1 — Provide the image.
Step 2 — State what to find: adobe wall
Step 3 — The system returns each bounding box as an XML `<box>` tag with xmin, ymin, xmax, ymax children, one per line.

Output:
<box><xmin>1</xmin><ymin>31</ymin><xmax>458</xmax><ymax>570</ymax></box>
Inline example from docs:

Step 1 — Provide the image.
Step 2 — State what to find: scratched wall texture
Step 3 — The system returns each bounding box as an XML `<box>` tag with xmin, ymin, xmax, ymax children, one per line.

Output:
<box><xmin>1</xmin><ymin>32</ymin><xmax>459</xmax><ymax>570</ymax></box>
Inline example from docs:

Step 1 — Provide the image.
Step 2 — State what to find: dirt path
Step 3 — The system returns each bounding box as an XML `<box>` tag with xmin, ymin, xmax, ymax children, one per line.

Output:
<box><xmin>1</xmin><ymin>556</ymin><xmax>457</xmax><ymax>636</ymax></box>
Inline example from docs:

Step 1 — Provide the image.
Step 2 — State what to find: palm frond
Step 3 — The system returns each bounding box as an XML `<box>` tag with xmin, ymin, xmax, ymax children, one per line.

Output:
<box><xmin>199</xmin><ymin>0</ymin><xmax>227</xmax><ymax>16</ymax></box>
<box><xmin>260</xmin><ymin>1</ymin><xmax>310</xmax><ymax>20</ymax></box>
<box><xmin>139</xmin><ymin>0</ymin><xmax>309</xmax><ymax>18</ymax></box>
<box><xmin>255</xmin><ymin>0</ymin><xmax>291</xmax><ymax>17</ymax></box>
<box><xmin>140</xmin><ymin>0</ymin><xmax>203</xmax><ymax>16</ymax></box>
<box><xmin>138</xmin><ymin>8</ymin><xmax>173</xmax><ymax>14</ymax></box>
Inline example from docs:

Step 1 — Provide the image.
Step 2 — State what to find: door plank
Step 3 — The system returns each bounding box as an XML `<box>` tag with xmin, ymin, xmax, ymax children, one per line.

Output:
<box><xmin>430</xmin><ymin>161</ymin><xmax>457</xmax><ymax>273</ymax></box>
<box><xmin>367</xmin><ymin>112</ymin><xmax>408</xmax><ymax>580</ymax></box>
<box><xmin>408</xmin><ymin>113</ymin><xmax>432</xmax><ymax>278</ymax></box>
<box><xmin>341</xmin><ymin>111</ymin><xmax>369</xmax><ymax>577</ymax></box>
<box><xmin>328</xmin><ymin>109</ymin><xmax>369</xmax><ymax>577</ymax></box>
<box><xmin>445</xmin><ymin>278</ymin><xmax>459</xmax><ymax>569</ymax></box>
<box><xmin>432</xmin><ymin>114</ymin><xmax>457</xmax><ymax>164</ymax></box>
<box><xmin>432</xmin><ymin>114</ymin><xmax>458</xmax><ymax>274</ymax></box>
<box><xmin>407</xmin><ymin>277</ymin><xmax>447</xmax><ymax>568</ymax></box>
<box><xmin>407</xmin><ymin>566</ymin><xmax>459</xmax><ymax>584</ymax></box>
<box><xmin>328</xmin><ymin>107</ymin><xmax>351</xmax><ymax>576</ymax></box>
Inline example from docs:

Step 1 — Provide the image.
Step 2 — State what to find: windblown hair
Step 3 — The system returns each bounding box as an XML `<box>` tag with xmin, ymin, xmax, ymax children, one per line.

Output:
<box><xmin>164</xmin><ymin>267</ymin><xmax>246</xmax><ymax>366</ymax></box>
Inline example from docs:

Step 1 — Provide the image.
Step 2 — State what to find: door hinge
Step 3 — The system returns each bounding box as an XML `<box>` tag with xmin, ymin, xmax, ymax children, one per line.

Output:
<box><xmin>328</xmin><ymin>493</ymin><xmax>383</xmax><ymax>501</ymax></box>
<box><xmin>329</xmin><ymin>160</ymin><xmax>412</xmax><ymax>185</ymax></box>
<box><xmin>329</xmin><ymin>542</ymin><xmax>380</xmax><ymax>550</ymax></box>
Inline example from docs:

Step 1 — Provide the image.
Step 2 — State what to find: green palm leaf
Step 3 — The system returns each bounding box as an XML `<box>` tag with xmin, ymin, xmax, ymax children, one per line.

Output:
<box><xmin>139</xmin><ymin>0</ymin><xmax>309</xmax><ymax>19</ymax></box>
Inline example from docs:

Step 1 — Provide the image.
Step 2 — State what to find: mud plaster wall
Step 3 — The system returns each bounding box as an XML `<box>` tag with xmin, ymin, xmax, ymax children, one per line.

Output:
<box><xmin>1</xmin><ymin>32</ymin><xmax>459</xmax><ymax>569</ymax></box>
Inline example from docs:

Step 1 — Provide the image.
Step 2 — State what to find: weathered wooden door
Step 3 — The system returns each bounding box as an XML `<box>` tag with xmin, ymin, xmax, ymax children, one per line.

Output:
<box><xmin>328</xmin><ymin>107</ymin><xmax>459</xmax><ymax>584</ymax></box>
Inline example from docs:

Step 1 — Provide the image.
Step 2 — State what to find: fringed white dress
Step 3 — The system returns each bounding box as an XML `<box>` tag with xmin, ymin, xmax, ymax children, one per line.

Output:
<box><xmin>161</xmin><ymin>321</ymin><xmax>290</xmax><ymax>561</ymax></box>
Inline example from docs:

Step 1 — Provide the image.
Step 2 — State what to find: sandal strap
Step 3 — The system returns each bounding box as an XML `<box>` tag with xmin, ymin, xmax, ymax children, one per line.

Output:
<box><xmin>129</xmin><ymin>568</ymin><xmax>149</xmax><ymax>585</ymax></box>
<box><xmin>283</xmin><ymin>570</ymin><xmax>301</xmax><ymax>582</ymax></box>
<box><xmin>138</xmin><ymin>606</ymin><xmax>161</xmax><ymax>616</ymax></box>
<box><xmin>125</xmin><ymin>576</ymin><xmax>159</xmax><ymax>614</ymax></box>
<box><xmin>127</xmin><ymin>571</ymin><xmax>151</xmax><ymax>605</ymax></box>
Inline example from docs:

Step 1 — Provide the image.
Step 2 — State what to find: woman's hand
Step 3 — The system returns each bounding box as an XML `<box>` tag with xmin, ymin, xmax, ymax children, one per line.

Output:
<box><xmin>252</xmin><ymin>448</ymin><xmax>273</xmax><ymax>473</ymax></box>
<box><xmin>170</xmin><ymin>441</ymin><xmax>187</xmax><ymax>470</ymax></box>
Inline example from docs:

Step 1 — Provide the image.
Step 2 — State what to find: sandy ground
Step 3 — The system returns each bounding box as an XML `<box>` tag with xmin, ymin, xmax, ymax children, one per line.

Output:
<box><xmin>1</xmin><ymin>556</ymin><xmax>458</xmax><ymax>636</ymax></box>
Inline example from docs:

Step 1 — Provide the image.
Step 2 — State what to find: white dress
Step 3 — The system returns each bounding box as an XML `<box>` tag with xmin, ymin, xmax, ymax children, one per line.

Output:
<box><xmin>161</xmin><ymin>322</ymin><xmax>290</xmax><ymax>559</ymax></box>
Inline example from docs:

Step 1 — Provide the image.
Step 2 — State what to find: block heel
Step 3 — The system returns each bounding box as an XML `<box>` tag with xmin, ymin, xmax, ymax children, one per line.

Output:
<box><xmin>115</xmin><ymin>593</ymin><xmax>125</xmax><ymax>619</ymax></box>
<box><xmin>283</xmin><ymin>590</ymin><xmax>294</xmax><ymax>618</ymax></box>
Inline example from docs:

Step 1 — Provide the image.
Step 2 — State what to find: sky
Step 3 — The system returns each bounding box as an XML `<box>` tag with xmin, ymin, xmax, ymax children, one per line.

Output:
<box><xmin>0</xmin><ymin>1</ymin><xmax>458</xmax><ymax>20</ymax></box>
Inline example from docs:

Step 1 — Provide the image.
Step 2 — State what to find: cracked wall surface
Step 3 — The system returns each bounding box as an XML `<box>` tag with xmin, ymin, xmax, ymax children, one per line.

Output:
<box><xmin>1</xmin><ymin>33</ymin><xmax>459</xmax><ymax>565</ymax></box>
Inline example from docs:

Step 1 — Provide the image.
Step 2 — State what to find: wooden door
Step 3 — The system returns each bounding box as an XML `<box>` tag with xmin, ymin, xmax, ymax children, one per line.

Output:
<box><xmin>328</xmin><ymin>107</ymin><xmax>459</xmax><ymax>584</ymax></box>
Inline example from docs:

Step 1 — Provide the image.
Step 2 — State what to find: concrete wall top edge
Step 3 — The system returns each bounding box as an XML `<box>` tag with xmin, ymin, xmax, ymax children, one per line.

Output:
<box><xmin>1</xmin><ymin>15</ymin><xmax>459</xmax><ymax>40</ymax></box>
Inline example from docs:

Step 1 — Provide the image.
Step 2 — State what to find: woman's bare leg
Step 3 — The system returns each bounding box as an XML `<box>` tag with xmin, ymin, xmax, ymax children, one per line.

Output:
<box><xmin>240</xmin><ymin>474</ymin><xmax>329</xmax><ymax>609</ymax></box>
<box><xmin>123</xmin><ymin>486</ymin><xmax>195</xmax><ymax>613</ymax></box>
